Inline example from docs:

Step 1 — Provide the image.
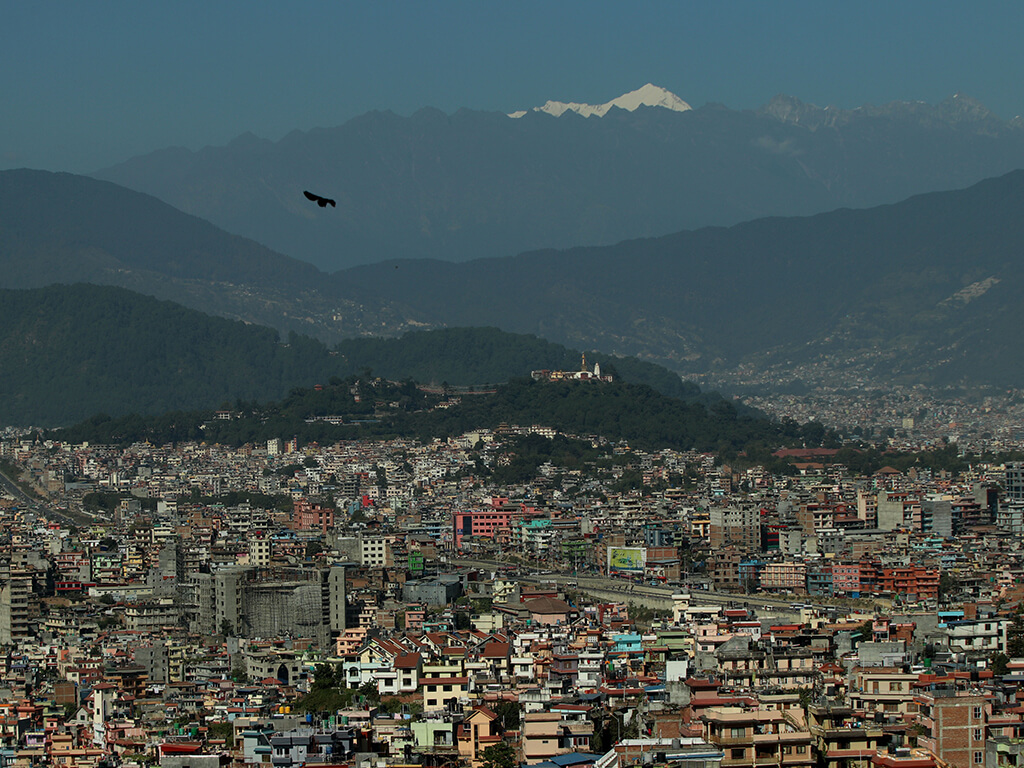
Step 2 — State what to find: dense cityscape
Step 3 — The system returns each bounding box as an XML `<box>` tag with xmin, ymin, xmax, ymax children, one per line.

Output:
<box><xmin>8</xmin><ymin>8</ymin><xmax>1024</xmax><ymax>768</ymax></box>
<box><xmin>3</xmin><ymin>391</ymin><xmax>1024</xmax><ymax>768</ymax></box>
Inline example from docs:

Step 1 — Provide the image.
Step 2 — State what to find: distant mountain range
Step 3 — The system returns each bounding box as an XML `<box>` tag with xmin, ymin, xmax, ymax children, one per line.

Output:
<box><xmin>507</xmin><ymin>83</ymin><xmax>693</xmax><ymax>118</ymax></box>
<box><xmin>0</xmin><ymin>168</ymin><xmax>375</xmax><ymax>342</ymax></box>
<box><xmin>337</xmin><ymin>169</ymin><xmax>1024</xmax><ymax>388</ymax></box>
<box><xmin>93</xmin><ymin>89</ymin><xmax>1024</xmax><ymax>270</ymax></box>
<box><xmin>5</xmin><ymin>168</ymin><xmax>1024</xmax><ymax>392</ymax></box>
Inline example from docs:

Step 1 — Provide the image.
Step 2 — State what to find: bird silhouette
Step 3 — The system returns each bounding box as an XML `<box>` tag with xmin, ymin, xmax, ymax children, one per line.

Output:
<box><xmin>303</xmin><ymin>190</ymin><xmax>336</xmax><ymax>208</ymax></box>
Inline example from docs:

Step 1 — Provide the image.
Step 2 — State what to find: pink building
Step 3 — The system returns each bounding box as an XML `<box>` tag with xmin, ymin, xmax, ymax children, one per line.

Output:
<box><xmin>294</xmin><ymin>498</ymin><xmax>334</xmax><ymax>533</ymax></box>
<box><xmin>760</xmin><ymin>561</ymin><xmax>807</xmax><ymax>591</ymax></box>
<box><xmin>453</xmin><ymin>500</ymin><xmax>513</xmax><ymax>549</ymax></box>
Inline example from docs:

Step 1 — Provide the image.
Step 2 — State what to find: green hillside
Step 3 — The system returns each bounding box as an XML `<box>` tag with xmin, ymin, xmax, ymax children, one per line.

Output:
<box><xmin>0</xmin><ymin>284</ymin><xmax>337</xmax><ymax>426</ymax></box>
<box><xmin>0</xmin><ymin>285</ymin><xmax>725</xmax><ymax>427</ymax></box>
<box><xmin>49</xmin><ymin>375</ymin><xmax>814</xmax><ymax>456</ymax></box>
<box><xmin>334</xmin><ymin>327</ymin><xmax>709</xmax><ymax>402</ymax></box>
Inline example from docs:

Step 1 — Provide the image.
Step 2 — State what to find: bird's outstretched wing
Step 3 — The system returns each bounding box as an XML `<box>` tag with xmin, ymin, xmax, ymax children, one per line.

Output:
<box><xmin>304</xmin><ymin>190</ymin><xmax>336</xmax><ymax>208</ymax></box>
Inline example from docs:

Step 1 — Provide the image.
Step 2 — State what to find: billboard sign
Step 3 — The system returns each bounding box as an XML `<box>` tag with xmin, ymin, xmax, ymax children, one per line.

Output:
<box><xmin>608</xmin><ymin>546</ymin><xmax>646</xmax><ymax>574</ymax></box>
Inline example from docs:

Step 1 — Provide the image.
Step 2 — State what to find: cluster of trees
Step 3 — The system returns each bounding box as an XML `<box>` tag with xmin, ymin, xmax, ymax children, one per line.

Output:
<box><xmin>333</xmin><ymin>327</ymin><xmax>712</xmax><ymax>402</ymax></box>
<box><xmin>48</xmin><ymin>371</ymin><xmax>996</xmax><ymax>482</ymax></box>
<box><xmin>50</xmin><ymin>375</ymin><xmax>817</xmax><ymax>457</ymax></box>
<box><xmin>828</xmin><ymin>443</ymin><xmax>966</xmax><ymax>476</ymax></box>
<box><xmin>82</xmin><ymin>492</ymin><xmax>158</xmax><ymax>514</ymax></box>
<box><xmin>484</xmin><ymin>433</ymin><xmax>611</xmax><ymax>485</ymax></box>
<box><xmin>432</xmin><ymin>378</ymin><xmax>800</xmax><ymax>453</ymax></box>
<box><xmin>294</xmin><ymin>663</ymin><xmax>381</xmax><ymax>713</ymax></box>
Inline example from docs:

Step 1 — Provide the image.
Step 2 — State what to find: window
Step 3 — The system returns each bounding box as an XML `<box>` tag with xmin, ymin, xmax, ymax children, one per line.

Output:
<box><xmin>974</xmin><ymin>729</ymin><xmax>983</xmax><ymax>741</ymax></box>
<box><xmin>973</xmin><ymin>706</ymin><xmax>983</xmax><ymax>719</ymax></box>
<box><xmin>974</xmin><ymin>752</ymin><xmax>983</xmax><ymax>764</ymax></box>
<box><xmin>731</xmin><ymin>728</ymin><xmax>745</xmax><ymax>738</ymax></box>
<box><xmin>797</xmin><ymin>746</ymin><xmax>806</xmax><ymax>754</ymax></box>
<box><xmin>731</xmin><ymin>749</ymin><xmax>745</xmax><ymax>760</ymax></box>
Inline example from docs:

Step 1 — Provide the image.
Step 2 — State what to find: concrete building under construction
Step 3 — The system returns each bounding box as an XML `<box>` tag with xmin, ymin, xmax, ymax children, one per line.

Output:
<box><xmin>190</xmin><ymin>564</ymin><xmax>346</xmax><ymax>647</ymax></box>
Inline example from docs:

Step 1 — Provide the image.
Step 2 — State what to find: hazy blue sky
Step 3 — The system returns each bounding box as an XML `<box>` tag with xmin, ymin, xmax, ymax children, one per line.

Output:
<box><xmin>5</xmin><ymin>1</ymin><xmax>1023</xmax><ymax>174</ymax></box>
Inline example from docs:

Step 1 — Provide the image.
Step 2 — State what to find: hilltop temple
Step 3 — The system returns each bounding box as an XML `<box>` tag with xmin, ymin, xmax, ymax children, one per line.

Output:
<box><xmin>531</xmin><ymin>353</ymin><xmax>614</xmax><ymax>383</ymax></box>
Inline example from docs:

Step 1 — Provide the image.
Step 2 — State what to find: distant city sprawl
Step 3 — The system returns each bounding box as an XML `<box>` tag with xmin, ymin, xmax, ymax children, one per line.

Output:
<box><xmin>1</xmin><ymin>416</ymin><xmax>1024</xmax><ymax>768</ymax></box>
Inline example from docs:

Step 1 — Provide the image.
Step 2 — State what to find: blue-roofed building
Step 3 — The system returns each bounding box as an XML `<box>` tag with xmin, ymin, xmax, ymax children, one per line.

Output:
<box><xmin>523</xmin><ymin>751</ymin><xmax>604</xmax><ymax>768</ymax></box>
<box><xmin>612</xmin><ymin>737</ymin><xmax>724</xmax><ymax>768</ymax></box>
<box><xmin>937</xmin><ymin>610</ymin><xmax>964</xmax><ymax>627</ymax></box>
<box><xmin>612</xmin><ymin>633</ymin><xmax>642</xmax><ymax>654</ymax></box>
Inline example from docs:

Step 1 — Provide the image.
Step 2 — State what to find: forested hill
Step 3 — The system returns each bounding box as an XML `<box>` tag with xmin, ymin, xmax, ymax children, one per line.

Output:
<box><xmin>333</xmin><ymin>327</ymin><xmax>716</xmax><ymax>404</ymax></box>
<box><xmin>0</xmin><ymin>284</ymin><xmax>729</xmax><ymax>427</ymax></box>
<box><xmin>49</xmin><ymin>375</ymin><xmax>816</xmax><ymax>456</ymax></box>
<box><xmin>0</xmin><ymin>284</ymin><xmax>337</xmax><ymax>427</ymax></box>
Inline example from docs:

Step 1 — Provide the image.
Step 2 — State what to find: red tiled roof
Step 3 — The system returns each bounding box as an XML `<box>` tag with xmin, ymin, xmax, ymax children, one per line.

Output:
<box><xmin>394</xmin><ymin>653</ymin><xmax>420</xmax><ymax>669</ymax></box>
<box><xmin>481</xmin><ymin>642</ymin><xmax>511</xmax><ymax>658</ymax></box>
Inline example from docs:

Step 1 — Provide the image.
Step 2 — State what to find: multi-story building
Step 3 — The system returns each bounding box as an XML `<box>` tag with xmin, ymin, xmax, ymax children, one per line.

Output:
<box><xmin>876</xmin><ymin>566</ymin><xmax>939</xmax><ymax>603</ymax></box>
<box><xmin>807</xmin><ymin>563</ymin><xmax>833</xmax><ymax>596</ymax></box>
<box><xmin>832</xmin><ymin>560</ymin><xmax>879</xmax><ymax>598</ymax></box>
<box><xmin>293</xmin><ymin>499</ymin><xmax>335</xmax><ymax>533</ymax></box>
<box><xmin>856</xmin><ymin>490</ymin><xmax>878</xmax><ymax>528</ymax></box>
<box><xmin>124</xmin><ymin>597</ymin><xmax>179</xmax><ymax>632</ymax></box>
<box><xmin>709</xmin><ymin>506</ymin><xmax>761</xmax><ymax>553</ymax></box>
<box><xmin>421</xmin><ymin>674</ymin><xmax>468</xmax><ymax>712</ymax></box>
<box><xmin>711</xmin><ymin>548</ymin><xmax>742</xmax><ymax>592</ymax></box>
<box><xmin>360</xmin><ymin>536</ymin><xmax>389</xmax><ymax>567</ymax></box>
<box><xmin>877</xmin><ymin>492</ymin><xmax>918</xmax><ymax>531</ymax></box>
<box><xmin>0</xmin><ymin>566</ymin><xmax>32</xmax><ymax>644</ymax></box>
<box><xmin>916</xmin><ymin>691</ymin><xmax>990</xmax><ymax>768</ymax></box>
<box><xmin>944</xmin><ymin>619</ymin><xmax>1008</xmax><ymax>656</ymax></box>
<box><xmin>1005</xmin><ymin>463</ymin><xmax>1024</xmax><ymax>503</ymax></box>
<box><xmin>997</xmin><ymin>502</ymin><xmax>1024</xmax><ymax>536</ymax></box>
<box><xmin>761</xmin><ymin>561</ymin><xmax>807</xmax><ymax>593</ymax></box>
<box><xmin>807</xmin><ymin>705</ymin><xmax>887</xmax><ymax>768</ymax></box>
<box><xmin>848</xmin><ymin>667</ymin><xmax>918</xmax><ymax>715</ymax></box>
<box><xmin>457</xmin><ymin>706</ymin><xmax>503</xmax><ymax>767</ymax></box>
<box><xmin>453</xmin><ymin>506</ymin><xmax>513</xmax><ymax>550</ymax></box>
<box><xmin>196</xmin><ymin>564</ymin><xmax>345</xmax><ymax>644</ymax></box>
<box><xmin>738</xmin><ymin>560</ymin><xmax>764</xmax><ymax>592</ymax></box>
<box><xmin>248</xmin><ymin>534</ymin><xmax>272</xmax><ymax>566</ymax></box>
<box><xmin>521</xmin><ymin>710</ymin><xmax>594</xmax><ymax>761</ymax></box>
<box><xmin>702</xmin><ymin>708</ymin><xmax>814</xmax><ymax>768</ymax></box>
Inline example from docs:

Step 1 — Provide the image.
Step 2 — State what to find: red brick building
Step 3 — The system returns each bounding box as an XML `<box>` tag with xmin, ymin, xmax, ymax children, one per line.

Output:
<box><xmin>876</xmin><ymin>566</ymin><xmax>939</xmax><ymax>602</ymax></box>
<box><xmin>916</xmin><ymin>691</ymin><xmax>989</xmax><ymax>768</ymax></box>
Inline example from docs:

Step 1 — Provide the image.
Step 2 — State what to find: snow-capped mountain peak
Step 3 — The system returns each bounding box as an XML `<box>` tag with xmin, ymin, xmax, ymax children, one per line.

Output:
<box><xmin>508</xmin><ymin>83</ymin><xmax>692</xmax><ymax>119</ymax></box>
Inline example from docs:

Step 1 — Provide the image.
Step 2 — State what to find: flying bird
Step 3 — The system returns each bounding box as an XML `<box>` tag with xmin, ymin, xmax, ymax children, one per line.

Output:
<box><xmin>303</xmin><ymin>190</ymin><xmax>336</xmax><ymax>208</ymax></box>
